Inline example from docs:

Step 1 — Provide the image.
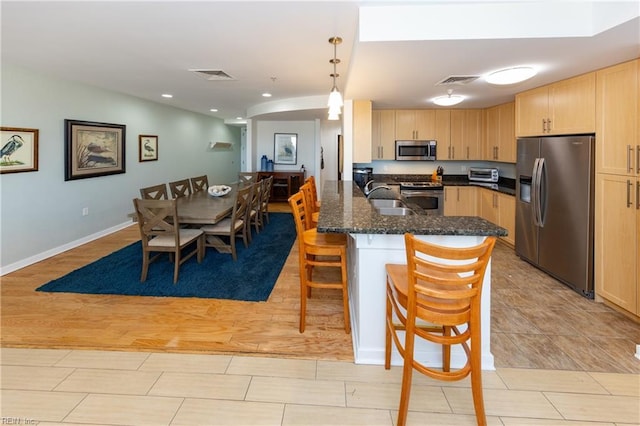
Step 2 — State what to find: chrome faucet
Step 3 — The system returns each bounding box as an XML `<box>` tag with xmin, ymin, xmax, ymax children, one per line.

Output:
<box><xmin>363</xmin><ymin>180</ymin><xmax>392</xmax><ymax>198</ymax></box>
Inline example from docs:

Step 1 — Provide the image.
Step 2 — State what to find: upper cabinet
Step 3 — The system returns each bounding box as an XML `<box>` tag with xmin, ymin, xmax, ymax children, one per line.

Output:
<box><xmin>447</xmin><ymin>109</ymin><xmax>482</xmax><ymax>160</ymax></box>
<box><xmin>484</xmin><ymin>102</ymin><xmax>515</xmax><ymax>162</ymax></box>
<box><xmin>596</xmin><ymin>59</ymin><xmax>639</xmax><ymax>176</ymax></box>
<box><xmin>352</xmin><ymin>100</ymin><xmax>372</xmax><ymax>163</ymax></box>
<box><xmin>371</xmin><ymin>110</ymin><xmax>396</xmax><ymax>160</ymax></box>
<box><xmin>515</xmin><ymin>72</ymin><xmax>596</xmax><ymax>137</ymax></box>
<box><xmin>395</xmin><ymin>109</ymin><xmax>436</xmax><ymax>140</ymax></box>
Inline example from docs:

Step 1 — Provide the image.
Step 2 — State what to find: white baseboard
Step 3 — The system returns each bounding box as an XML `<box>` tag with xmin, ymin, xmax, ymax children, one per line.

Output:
<box><xmin>1</xmin><ymin>221</ymin><xmax>134</xmax><ymax>276</ymax></box>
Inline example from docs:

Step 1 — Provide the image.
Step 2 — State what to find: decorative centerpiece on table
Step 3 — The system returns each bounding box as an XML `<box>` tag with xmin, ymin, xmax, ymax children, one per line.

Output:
<box><xmin>208</xmin><ymin>185</ymin><xmax>231</xmax><ymax>197</ymax></box>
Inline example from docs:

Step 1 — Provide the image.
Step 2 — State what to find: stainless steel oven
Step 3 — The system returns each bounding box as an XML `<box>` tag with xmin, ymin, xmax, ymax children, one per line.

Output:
<box><xmin>400</xmin><ymin>182</ymin><xmax>444</xmax><ymax>215</ymax></box>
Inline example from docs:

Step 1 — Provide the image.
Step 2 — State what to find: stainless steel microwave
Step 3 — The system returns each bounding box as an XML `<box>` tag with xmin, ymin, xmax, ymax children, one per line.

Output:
<box><xmin>395</xmin><ymin>140</ymin><xmax>437</xmax><ymax>161</ymax></box>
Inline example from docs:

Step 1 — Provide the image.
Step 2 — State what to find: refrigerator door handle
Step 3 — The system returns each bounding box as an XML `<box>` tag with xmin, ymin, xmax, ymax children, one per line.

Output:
<box><xmin>532</xmin><ymin>158</ymin><xmax>541</xmax><ymax>226</ymax></box>
<box><xmin>537</xmin><ymin>158</ymin><xmax>546</xmax><ymax>227</ymax></box>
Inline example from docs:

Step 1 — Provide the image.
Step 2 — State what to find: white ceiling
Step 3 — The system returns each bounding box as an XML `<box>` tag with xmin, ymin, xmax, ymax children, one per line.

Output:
<box><xmin>2</xmin><ymin>1</ymin><xmax>639</xmax><ymax>124</ymax></box>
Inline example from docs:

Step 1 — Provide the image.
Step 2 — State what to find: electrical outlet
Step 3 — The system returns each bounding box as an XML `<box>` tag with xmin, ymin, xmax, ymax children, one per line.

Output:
<box><xmin>82</xmin><ymin>207</ymin><xmax>89</xmax><ymax>216</ymax></box>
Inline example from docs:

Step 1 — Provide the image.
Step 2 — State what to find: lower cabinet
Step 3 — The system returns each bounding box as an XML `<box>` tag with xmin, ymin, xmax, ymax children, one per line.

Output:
<box><xmin>478</xmin><ymin>188</ymin><xmax>516</xmax><ymax>246</ymax></box>
<box><xmin>444</xmin><ymin>187</ymin><xmax>478</xmax><ymax>216</ymax></box>
<box><xmin>595</xmin><ymin>173</ymin><xmax>639</xmax><ymax>317</ymax></box>
<box><xmin>445</xmin><ymin>186</ymin><xmax>515</xmax><ymax>245</ymax></box>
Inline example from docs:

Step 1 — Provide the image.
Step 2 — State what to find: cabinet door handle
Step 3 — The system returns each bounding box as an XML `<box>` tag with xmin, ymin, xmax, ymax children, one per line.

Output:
<box><xmin>627</xmin><ymin>179</ymin><xmax>633</xmax><ymax>207</ymax></box>
<box><xmin>636</xmin><ymin>145</ymin><xmax>639</xmax><ymax>174</ymax></box>
<box><xmin>637</xmin><ymin>180</ymin><xmax>640</xmax><ymax>210</ymax></box>
<box><xmin>452</xmin><ymin>146</ymin><xmax>455</xmax><ymax>159</ymax></box>
<box><xmin>628</xmin><ymin>145</ymin><xmax>633</xmax><ymax>174</ymax></box>
<box><xmin>493</xmin><ymin>146</ymin><xmax>498</xmax><ymax>160</ymax></box>
<box><xmin>547</xmin><ymin>119</ymin><xmax>551</xmax><ymax>132</ymax></box>
<box><xmin>542</xmin><ymin>119</ymin><xmax>546</xmax><ymax>132</ymax></box>
<box><xmin>466</xmin><ymin>146</ymin><xmax>470</xmax><ymax>159</ymax></box>
<box><xmin>448</xmin><ymin>146</ymin><xmax>451</xmax><ymax>159</ymax></box>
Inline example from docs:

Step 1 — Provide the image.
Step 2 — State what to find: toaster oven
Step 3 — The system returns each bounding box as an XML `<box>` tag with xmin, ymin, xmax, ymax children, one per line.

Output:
<box><xmin>468</xmin><ymin>167</ymin><xmax>499</xmax><ymax>182</ymax></box>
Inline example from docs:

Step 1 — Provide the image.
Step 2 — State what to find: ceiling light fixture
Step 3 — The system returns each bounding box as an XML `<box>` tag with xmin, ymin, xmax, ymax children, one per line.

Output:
<box><xmin>433</xmin><ymin>89</ymin><xmax>464</xmax><ymax>106</ymax></box>
<box><xmin>161</xmin><ymin>93</ymin><xmax>173</xmax><ymax>98</ymax></box>
<box><xmin>327</xmin><ymin>36</ymin><xmax>343</xmax><ymax>120</ymax></box>
<box><xmin>486</xmin><ymin>66</ymin><xmax>537</xmax><ymax>85</ymax></box>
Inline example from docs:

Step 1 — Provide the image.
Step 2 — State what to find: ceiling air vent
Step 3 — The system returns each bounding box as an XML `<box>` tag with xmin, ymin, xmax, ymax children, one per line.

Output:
<box><xmin>189</xmin><ymin>69</ymin><xmax>236</xmax><ymax>81</ymax></box>
<box><xmin>436</xmin><ymin>75</ymin><xmax>480</xmax><ymax>85</ymax></box>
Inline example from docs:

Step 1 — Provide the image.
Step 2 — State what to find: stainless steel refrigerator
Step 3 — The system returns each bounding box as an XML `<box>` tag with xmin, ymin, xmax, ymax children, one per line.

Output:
<box><xmin>515</xmin><ymin>135</ymin><xmax>595</xmax><ymax>298</ymax></box>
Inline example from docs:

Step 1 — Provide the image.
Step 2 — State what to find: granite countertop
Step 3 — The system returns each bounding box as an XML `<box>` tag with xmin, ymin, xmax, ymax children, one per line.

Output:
<box><xmin>317</xmin><ymin>180</ymin><xmax>508</xmax><ymax>236</ymax></box>
<box><xmin>372</xmin><ymin>173</ymin><xmax>516</xmax><ymax>196</ymax></box>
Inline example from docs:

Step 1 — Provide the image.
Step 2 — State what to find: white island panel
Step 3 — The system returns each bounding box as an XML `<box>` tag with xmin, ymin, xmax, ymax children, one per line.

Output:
<box><xmin>347</xmin><ymin>233</ymin><xmax>494</xmax><ymax>370</ymax></box>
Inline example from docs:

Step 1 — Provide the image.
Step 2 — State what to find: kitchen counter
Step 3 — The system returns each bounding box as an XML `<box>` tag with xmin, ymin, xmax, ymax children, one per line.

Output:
<box><xmin>371</xmin><ymin>173</ymin><xmax>516</xmax><ymax>196</ymax></box>
<box><xmin>317</xmin><ymin>180</ymin><xmax>507</xmax><ymax>236</ymax></box>
<box><xmin>316</xmin><ymin>180</ymin><xmax>503</xmax><ymax>369</ymax></box>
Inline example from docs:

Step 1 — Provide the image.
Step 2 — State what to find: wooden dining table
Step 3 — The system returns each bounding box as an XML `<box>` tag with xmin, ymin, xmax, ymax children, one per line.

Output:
<box><xmin>175</xmin><ymin>184</ymin><xmax>238</xmax><ymax>225</ymax></box>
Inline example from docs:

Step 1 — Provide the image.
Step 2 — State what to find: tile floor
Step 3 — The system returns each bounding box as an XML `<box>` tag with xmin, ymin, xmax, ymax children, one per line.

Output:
<box><xmin>1</xmin><ymin>347</ymin><xmax>639</xmax><ymax>425</ymax></box>
<box><xmin>490</xmin><ymin>242</ymin><xmax>640</xmax><ymax>374</ymax></box>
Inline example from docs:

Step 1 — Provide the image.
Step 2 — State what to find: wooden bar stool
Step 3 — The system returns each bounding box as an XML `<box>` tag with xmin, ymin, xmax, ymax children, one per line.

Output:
<box><xmin>385</xmin><ymin>233</ymin><xmax>496</xmax><ymax>426</ymax></box>
<box><xmin>288</xmin><ymin>191</ymin><xmax>350</xmax><ymax>334</ymax></box>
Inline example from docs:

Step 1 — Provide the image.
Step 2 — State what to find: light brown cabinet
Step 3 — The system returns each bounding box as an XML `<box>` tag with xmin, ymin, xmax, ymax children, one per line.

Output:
<box><xmin>395</xmin><ymin>109</ymin><xmax>436</xmax><ymax>140</ymax></box>
<box><xmin>596</xmin><ymin>59</ymin><xmax>639</xmax><ymax>176</ymax></box>
<box><xmin>352</xmin><ymin>100</ymin><xmax>372</xmax><ymax>163</ymax></box>
<box><xmin>443</xmin><ymin>186</ymin><xmax>478</xmax><ymax>216</ymax></box>
<box><xmin>478</xmin><ymin>188</ymin><xmax>515</xmax><ymax>246</ymax></box>
<box><xmin>447</xmin><ymin>109</ymin><xmax>482</xmax><ymax>160</ymax></box>
<box><xmin>595</xmin><ymin>173</ymin><xmax>639</xmax><ymax>316</ymax></box>
<box><xmin>594</xmin><ymin>58</ymin><xmax>640</xmax><ymax>318</ymax></box>
<box><xmin>515</xmin><ymin>72</ymin><xmax>596</xmax><ymax>137</ymax></box>
<box><xmin>484</xmin><ymin>102</ymin><xmax>515</xmax><ymax>162</ymax></box>
<box><xmin>371</xmin><ymin>109</ymin><xmax>396</xmax><ymax>160</ymax></box>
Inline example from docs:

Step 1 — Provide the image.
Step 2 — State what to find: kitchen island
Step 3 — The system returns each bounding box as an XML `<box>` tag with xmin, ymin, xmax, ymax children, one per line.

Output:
<box><xmin>317</xmin><ymin>180</ymin><xmax>507</xmax><ymax>370</ymax></box>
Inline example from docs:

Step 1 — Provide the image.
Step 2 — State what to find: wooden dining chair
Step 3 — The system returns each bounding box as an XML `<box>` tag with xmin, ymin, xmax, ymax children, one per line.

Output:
<box><xmin>238</xmin><ymin>172</ymin><xmax>257</xmax><ymax>185</ymax></box>
<box><xmin>288</xmin><ymin>190</ymin><xmax>350</xmax><ymax>334</ymax></box>
<box><xmin>200</xmin><ymin>183</ymin><xmax>252</xmax><ymax>261</ymax></box>
<box><xmin>169</xmin><ymin>179</ymin><xmax>192</xmax><ymax>198</ymax></box>
<box><xmin>132</xmin><ymin>198</ymin><xmax>205</xmax><ymax>284</ymax></box>
<box><xmin>140</xmin><ymin>183</ymin><xmax>168</xmax><ymax>200</ymax></box>
<box><xmin>385</xmin><ymin>233</ymin><xmax>497</xmax><ymax>426</ymax></box>
<box><xmin>190</xmin><ymin>175</ymin><xmax>209</xmax><ymax>192</ymax></box>
<box><xmin>299</xmin><ymin>182</ymin><xmax>319</xmax><ymax>226</ymax></box>
<box><xmin>304</xmin><ymin>175</ymin><xmax>321</xmax><ymax>210</ymax></box>
<box><xmin>247</xmin><ymin>181</ymin><xmax>262</xmax><ymax>238</ymax></box>
<box><xmin>259</xmin><ymin>175</ymin><xmax>273</xmax><ymax>225</ymax></box>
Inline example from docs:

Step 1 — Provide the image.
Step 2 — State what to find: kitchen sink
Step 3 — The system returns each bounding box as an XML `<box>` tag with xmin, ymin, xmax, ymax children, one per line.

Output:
<box><xmin>375</xmin><ymin>207</ymin><xmax>415</xmax><ymax>216</ymax></box>
<box><xmin>369</xmin><ymin>199</ymin><xmax>406</xmax><ymax>208</ymax></box>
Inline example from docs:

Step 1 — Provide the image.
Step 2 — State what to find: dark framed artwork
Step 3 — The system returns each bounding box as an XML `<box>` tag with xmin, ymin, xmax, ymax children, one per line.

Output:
<box><xmin>274</xmin><ymin>133</ymin><xmax>297</xmax><ymax>165</ymax></box>
<box><xmin>0</xmin><ymin>127</ymin><xmax>39</xmax><ymax>174</ymax></box>
<box><xmin>139</xmin><ymin>134</ymin><xmax>158</xmax><ymax>162</ymax></box>
<box><xmin>64</xmin><ymin>119</ymin><xmax>126</xmax><ymax>181</ymax></box>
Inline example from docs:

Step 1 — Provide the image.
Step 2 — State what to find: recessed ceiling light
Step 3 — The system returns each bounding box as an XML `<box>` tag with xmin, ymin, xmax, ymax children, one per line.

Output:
<box><xmin>236</xmin><ymin>117</ymin><xmax>243</xmax><ymax>120</ymax></box>
<box><xmin>432</xmin><ymin>89</ymin><xmax>464</xmax><ymax>106</ymax></box>
<box><xmin>210</xmin><ymin>108</ymin><xmax>218</xmax><ymax>112</ymax></box>
<box><xmin>262</xmin><ymin>92</ymin><xmax>272</xmax><ymax>98</ymax></box>
<box><xmin>485</xmin><ymin>66</ymin><xmax>537</xmax><ymax>85</ymax></box>
<box><xmin>161</xmin><ymin>93</ymin><xmax>173</xmax><ymax>98</ymax></box>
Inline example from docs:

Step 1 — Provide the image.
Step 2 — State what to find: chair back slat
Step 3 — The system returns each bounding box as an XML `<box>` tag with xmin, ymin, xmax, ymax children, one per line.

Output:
<box><xmin>405</xmin><ymin>234</ymin><xmax>496</xmax><ymax>326</ymax></box>
<box><xmin>169</xmin><ymin>179</ymin><xmax>192</xmax><ymax>198</ymax></box>
<box><xmin>190</xmin><ymin>175</ymin><xmax>209</xmax><ymax>192</ymax></box>
<box><xmin>140</xmin><ymin>184</ymin><xmax>168</xmax><ymax>200</ymax></box>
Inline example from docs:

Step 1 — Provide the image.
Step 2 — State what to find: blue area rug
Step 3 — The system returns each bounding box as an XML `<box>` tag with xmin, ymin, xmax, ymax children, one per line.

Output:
<box><xmin>36</xmin><ymin>213</ymin><xmax>296</xmax><ymax>302</ymax></box>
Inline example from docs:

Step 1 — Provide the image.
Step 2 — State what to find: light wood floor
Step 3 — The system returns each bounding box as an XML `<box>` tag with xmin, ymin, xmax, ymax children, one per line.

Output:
<box><xmin>2</xmin><ymin>203</ymin><xmax>639</xmax><ymax>373</ymax></box>
<box><xmin>0</xmin><ymin>203</ymin><xmax>353</xmax><ymax>361</ymax></box>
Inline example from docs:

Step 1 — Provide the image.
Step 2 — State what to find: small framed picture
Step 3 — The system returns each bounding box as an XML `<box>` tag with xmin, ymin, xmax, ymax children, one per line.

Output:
<box><xmin>274</xmin><ymin>133</ymin><xmax>297</xmax><ymax>165</ymax></box>
<box><xmin>0</xmin><ymin>127</ymin><xmax>39</xmax><ymax>174</ymax></box>
<box><xmin>139</xmin><ymin>135</ymin><xmax>158</xmax><ymax>162</ymax></box>
<box><xmin>64</xmin><ymin>119</ymin><xmax>126</xmax><ymax>181</ymax></box>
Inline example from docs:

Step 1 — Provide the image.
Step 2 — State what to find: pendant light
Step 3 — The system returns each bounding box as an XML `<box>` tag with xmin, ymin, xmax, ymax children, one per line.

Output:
<box><xmin>327</xmin><ymin>36</ymin><xmax>343</xmax><ymax>120</ymax></box>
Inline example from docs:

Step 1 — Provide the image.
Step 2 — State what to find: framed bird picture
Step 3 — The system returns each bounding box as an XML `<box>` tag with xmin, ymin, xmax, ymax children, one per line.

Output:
<box><xmin>139</xmin><ymin>135</ymin><xmax>158</xmax><ymax>162</ymax></box>
<box><xmin>64</xmin><ymin>119</ymin><xmax>126</xmax><ymax>181</ymax></box>
<box><xmin>274</xmin><ymin>133</ymin><xmax>297</xmax><ymax>165</ymax></box>
<box><xmin>0</xmin><ymin>127</ymin><xmax>39</xmax><ymax>174</ymax></box>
